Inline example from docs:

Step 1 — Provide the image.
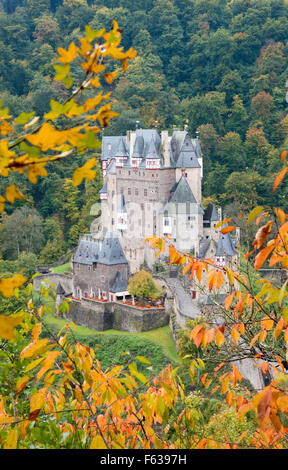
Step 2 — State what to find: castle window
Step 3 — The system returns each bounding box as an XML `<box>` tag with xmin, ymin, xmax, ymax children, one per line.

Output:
<box><xmin>191</xmin><ymin>291</ymin><xmax>196</xmax><ymax>299</ymax></box>
<box><xmin>141</xmin><ymin>203</ymin><xmax>144</xmax><ymax>210</ymax></box>
<box><xmin>144</xmin><ymin>189</ymin><xmax>147</xmax><ymax>196</ymax></box>
<box><xmin>135</xmin><ymin>188</ymin><xmax>139</xmax><ymax>195</ymax></box>
<box><xmin>128</xmin><ymin>188</ymin><xmax>131</xmax><ymax>195</ymax></box>
<box><xmin>120</xmin><ymin>188</ymin><xmax>123</xmax><ymax>194</ymax></box>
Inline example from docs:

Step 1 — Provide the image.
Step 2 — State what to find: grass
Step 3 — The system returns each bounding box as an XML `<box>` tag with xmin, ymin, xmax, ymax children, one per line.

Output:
<box><xmin>43</xmin><ymin>309</ymin><xmax>180</xmax><ymax>366</ymax></box>
<box><xmin>51</xmin><ymin>262</ymin><xmax>71</xmax><ymax>274</ymax></box>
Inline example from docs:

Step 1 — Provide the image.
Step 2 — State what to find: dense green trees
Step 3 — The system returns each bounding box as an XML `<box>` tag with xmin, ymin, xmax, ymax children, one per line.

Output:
<box><xmin>1</xmin><ymin>0</ymin><xmax>288</xmax><ymax>267</ymax></box>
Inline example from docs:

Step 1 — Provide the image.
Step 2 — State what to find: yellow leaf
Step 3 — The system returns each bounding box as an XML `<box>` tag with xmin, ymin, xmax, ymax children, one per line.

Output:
<box><xmin>72</xmin><ymin>157</ymin><xmax>97</xmax><ymax>186</ymax></box>
<box><xmin>57</xmin><ymin>42</ymin><xmax>77</xmax><ymax>64</ymax></box>
<box><xmin>90</xmin><ymin>435</ymin><xmax>107</xmax><ymax>449</ymax></box>
<box><xmin>20</xmin><ymin>338</ymin><xmax>52</xmax><ymax>359</ymax></box>
<box><xmin>15</xmin><ymin>375</ymin><xmax>30</xmax><ymax>397</ymax></box>
<box><xmin>31</xmin><ymin>323</ymin><xmax>42</xmax><ymax>342</ymax></box>
<box><xmin>4</xmin><ymin>429</ymin><xmax>18</xmax><ymax>449</ymax></box>
<box><xmin>0</xmin><ymin>314</ymin><xmax>24</xmax><ymax>341</ymax></box>
<box><xmin>5</xmin><ymin>184</ymin><xmax>25</xmax><ymax>204</ymax></box>
<box><xmin>30</xmin><ymin>387</ymin><xmax>47</xmax><ymax>415</ymax></box>
<box><xmin>27</xmin><ymin>164</ymin><xmax>48</xmax><ymax>184</ymax></box>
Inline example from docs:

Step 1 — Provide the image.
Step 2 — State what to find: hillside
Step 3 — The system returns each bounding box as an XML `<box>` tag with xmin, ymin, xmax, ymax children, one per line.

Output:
<box><xmin>0</xmin><ymin>0</ymin><xmax>287</xmax><ymax>266</ymax></box>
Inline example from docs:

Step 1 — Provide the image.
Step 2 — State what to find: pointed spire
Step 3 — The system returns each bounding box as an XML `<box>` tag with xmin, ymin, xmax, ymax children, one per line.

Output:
<box><xmin>132</xmin><ymin>135</ymin><xmax>144</xmax><ymax>158</ymax></box>
<box><xmin>145</xmin><ymin>137</ymin><xmax>160</xmax><ymax>159</ymax></box>
<box><xmin>115</xmin><ymin>137</ymin><xmax>128</xmax><ymax>157</ymax></box>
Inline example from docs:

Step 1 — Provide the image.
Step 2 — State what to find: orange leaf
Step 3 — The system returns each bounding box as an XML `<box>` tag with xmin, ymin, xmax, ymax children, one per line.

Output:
<box><xmin>216</xmin><ymin>328</ymin><xmax>225</xmax><ymax>347</ymax></box>
<box><xmin>253</xmin><ymin>221</ymin><xmax>272</xmax><ymax>250</ymax></box>
<box><xmin>221</xmin><ymin>226</ymin><xmax>236</xmax><ymax>234</ymax></box>
<box><xmin>277</xmin><ymin>395</ymin><xmax>288</xmax><ymax>412</ymax></box>
<box><xmin>273</xmin><ymin>167</ymin><xmax>288</xmax><ymax>192</ymax></box>
<box><xmin>281</xmin><ymin>150</ymin><xmax>287</xmax><ymax>162</ymax></box>
<box><xmin>225</xmin><ymin>291</ymin><xmax>235</xmax><ymax>311</ymax></box>
<box><xmin>254</xmin><ymin>244</ymin><xmax>275</xmax><ymax>271</ymax></box>
<box><xmin>231</xmin><ymin>326</ymin><xmax>240</xmax><ymax>344</ymax></box>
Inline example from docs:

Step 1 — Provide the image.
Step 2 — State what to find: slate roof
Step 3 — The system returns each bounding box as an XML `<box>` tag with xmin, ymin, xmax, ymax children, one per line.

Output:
<box><xmin>162</xmin><ymin>176</ymin><xmax>203</xmax><ymax>215</ymax></box>
<box><xmin>109</xmin><ymin>271</ymin><xmax>128</xmax><ymax>293</ymax></box>
<box><xmin>73</xmin><ymin>239</ymin><xmax>101</xmax><ymax>265</ymax></box>
<box><xmin>145</xmin><ymin>137</ymin><xmax>161</xmax><ymax>159</ymax></box>
<box><xmin>199</xmin><ymin>237</ymin><xmax>217</xmax><ymax>259</ymax></box>
<box><xmin>115</xmin><ymin>136</ymin><xmax>129</xmax><ymax>157</ymax></box>
<box><xmin>102</xmin><ymin>136</ymin><xmax>122</xmax><ymax>161</ymax></box>
<box><xmin>99</xmin><ymin>182</ymin><xmax>107</xmax><ymax>194</ymax></box>
<box><xmin>216</xmin><ymin>229</ymin><xmax>238</xmax><ymax>257</ymax></box>
<box><xmin>97</xmin><ymin>231</ymin><xmax>128</xmax><ymax>265</ymax></box>
<box><xmin>169</xmin><ymin>176</ymin><xmax>198</xmax><ymax>204</ymax></box>
<box><xmin>192</xmin><ymin>137</ymin><xmax>203</xmax><ymax>159</ymax></box>
<box><xmin>175</xmin><ymin>134</ymin><xmax>200</xmax><ymax>168</ymax></box>
<box><xmin>204</xmin><ymin>203</ymin><xmax>219</xmax><ymax>222</ymax></box>
<box><xmin>132</xmin><ymin>135</ymin><xmax>144</xmax><ymax>158</ymax></box>
<box><xmin>135</xmin><ymin>129</ymin><xmax>161</xmax><ymax>159</ymax></box>
<box><xmin>73</xmin><ymin>232</ymin><xmax>128</xmax><ymax>266</ymax></box>
<box><xmin>107</xmin><ymin>159</ymin><xmax>116</xmax><ymax>175</ymax></box>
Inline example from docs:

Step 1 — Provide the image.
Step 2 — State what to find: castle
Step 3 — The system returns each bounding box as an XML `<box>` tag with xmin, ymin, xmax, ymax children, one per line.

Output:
<box><xmin>71</xmin><ymin>128</ymin><xmax>240</xmax><ymax>305</ymax></box>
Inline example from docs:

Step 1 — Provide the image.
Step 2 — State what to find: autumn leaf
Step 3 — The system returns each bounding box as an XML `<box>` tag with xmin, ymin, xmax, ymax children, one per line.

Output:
<box><xmin>220</xmin><ymin>226</ymin><xmax>236</xmax><ymax>234</ymax></box>
<box><xmin>5</xmin><ymin>184</ymin><xmax>25</xmax><ymax>204</ymax></box>
<box><xmin>252</xmin><ymin>221</ymin><xmax>273</xmax><ymax>250</ymax></box>
<box><xmin>57</xmin><ymin>42</ymin><xmax>77</xmax><ymax>64</ymax></box>
<box><xmin>72</xmin><ymin>158</ymin><xmax>97</xmax><ymax>186</ymax></box>
<box><xmin>273</xmin><ymin>167</ymin><xmax>288</xmax><ymax>192</ymax></box>
<box><xmin>0</xmin><ymin>314</ymin><xmax>24</xmax><ymax>341</ymax></box>
<box><xmin>4</xmin><ymin>429</ymin><xmax>18</xmax><ymax>449</ymax></box>
<box><xmin>248</xmin><ymin>206</ymin><xmax>265</xmax><ymax>224</ymax></box>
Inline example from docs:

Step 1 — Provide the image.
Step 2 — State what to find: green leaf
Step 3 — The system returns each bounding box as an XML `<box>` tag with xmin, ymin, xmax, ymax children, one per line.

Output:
<box><xmin>53</xmin><ymin>63</ymin><xmax>70</xmax><ymax>81</ymax></box>
<box><xmin>15</xmin><ymin>111</ymin><xmax>35</xmax><ymax>125</ymax></box>
<box><xmin>248</xmin><ymin>206</ymin><xmax>265</xmax><ymax>224</ymax></box>
<box><xmin>85</xmin><ymin>26</ymin><xmax>105</xmax><ymax>41</ymax></box>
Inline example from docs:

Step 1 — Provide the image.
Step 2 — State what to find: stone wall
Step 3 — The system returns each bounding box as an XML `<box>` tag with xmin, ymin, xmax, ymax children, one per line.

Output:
<box><xmin>33</xmin><ymin>273</ymin><xmax>72</xmax><ymax>294</ymax></box>
<box><xmin>66</xmin><ymin>298</ymin><xmax>169</xmax><ymax>332</ymax></box>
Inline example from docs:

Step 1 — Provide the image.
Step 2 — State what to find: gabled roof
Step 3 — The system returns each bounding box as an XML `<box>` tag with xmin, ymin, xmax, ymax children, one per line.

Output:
<box><xmin>162</xmin><ymin>176</ymin><xmax>203</xmax><ymax>215</ymax></box>
<box><xmin>109</xmin><ymin>270</ymin><xmax>128</xmax><ymax>293</ymax></box>
<box><xmin>73</xmin><ymin>239</ymin><xmax>101</xmax><ymax>265</ymax></box>
<box><xmin>97</xmin><ymin>231</ymin><xmax>128</xmax><ymax>265</ymax></box>
<box><xmin>169</xmin><ymin>176</ymin><xmax>198</xmax><ymax>204</ymax></box>
<box><xmin>115</xmin><ymin>136</ymin><xmax>129</xmax><ymax>157</ymax></box>
<box><xmin>199</xmin><ymin>237</ymin><xmax>217</xmax><ymax>259</ymax></box>
<box><xmin>145</xmin><ymin>137</ymin><xmax>161</xmax><ymax>159</ymax></box>
<box><xmin>132</xmin><ymin>135</ymin><xmax>144</xmax><ymax>158</ymax></box>
<box><xmin>175</xmin><ymin>134</ymin><xmax>200</xmax><ymax>168</ymax></box>
<box><xmin>216</xmin><ymin>229</ymin><xmax>238</xmax><ymax>257</ymax></box>
<box><xmin>102</xmin><ymin>136</ymin><xmax>123</xmax><ymax>161</ymax></box>
<box><xmin>136</xmin><ymin>129</ymin><xmax>161</xmax><ymax>158</ymax></box>
<box><xmin>170</xmin><ymin>131</ymin><xmax>187</xmax><ymax>164</ymax></box>
<box><xmin>204</xmin><ymin>203</ymin><xmax>219</xmax><ymax>222</ymax></box>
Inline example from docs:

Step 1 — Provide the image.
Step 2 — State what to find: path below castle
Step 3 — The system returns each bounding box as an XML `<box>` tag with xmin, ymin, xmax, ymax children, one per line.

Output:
<box><xmin>166</xmin><ymin>278</ymin><xmax>201</xmax><ymax>320</ymax></box>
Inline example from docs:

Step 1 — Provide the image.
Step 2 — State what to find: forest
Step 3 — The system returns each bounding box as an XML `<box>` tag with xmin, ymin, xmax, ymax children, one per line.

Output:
<box><xmin>0</xmin><ymin>0</ymin><xmax>288</xmax><ymax>267</ymax></box>
<box><xmin>0</xmin><ymin>0</ymin><xmax>288</xmax><ymax>451</ymax></box>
